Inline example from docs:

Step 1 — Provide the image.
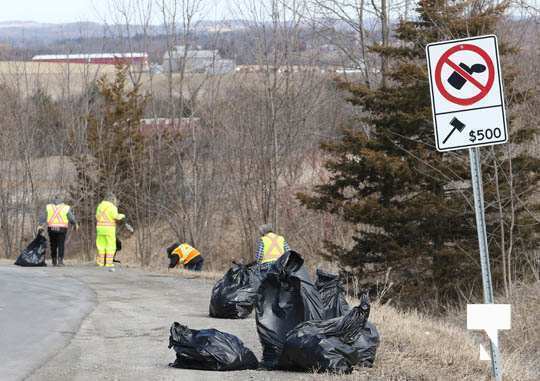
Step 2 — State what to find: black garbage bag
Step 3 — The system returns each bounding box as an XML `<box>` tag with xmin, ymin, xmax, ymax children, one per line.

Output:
<box><xmin>113</xmin><ymin>238</ymin><xmax>122</xmax><ymax>263</ymax></box>
<box><xmin>167</xmin><ymin>242</ymin><xmax>180</xmax><ymax>268</ymax></box>
<box><xmin>354</xmin><ymin>321</ymin><xmax>380</xmax><ymax>367</ymax></box>
<box><xmin>278</xmin><ymin>294</ymin><xmax>379</xmax><ymax>373</ymax></box>
<box><xmin>168</xmin><ymin>322</ymin><xmax>258</xmax><ymax>371</ymax></box>
<box><xmin>255</xmin><ymin>250</ymin><xmax>324</xmax><ymax>369</ymax></box>
<box><xmin>316</xmin><ymin>269</ymin><xmax>350</xmax><ymax>319</ymax></box>
<box><xmin>209</xmin><ymin>261</ymin><xmax>260</xmax><ymax>319</ymax></box>
<box><xmin>14</xmin><ymin>232</ymin><xmax>47</xmax><ymax>267</ymax></box>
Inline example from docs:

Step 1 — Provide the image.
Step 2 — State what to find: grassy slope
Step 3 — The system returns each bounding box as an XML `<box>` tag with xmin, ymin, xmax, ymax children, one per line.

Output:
<box><xmin>361</xmin><ymin>303</ymin><xmax>489</xmax><ymax>380</ymax></box>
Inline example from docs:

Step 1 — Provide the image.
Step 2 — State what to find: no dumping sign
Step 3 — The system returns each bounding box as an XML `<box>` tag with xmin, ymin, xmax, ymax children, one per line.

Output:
<box><xmin>426</xmin><ymin>35</ymin><xmax>507</xmax><ymax>152</ymax></box>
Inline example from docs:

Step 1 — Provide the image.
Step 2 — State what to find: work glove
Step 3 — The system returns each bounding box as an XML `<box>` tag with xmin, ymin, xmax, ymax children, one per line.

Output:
<box><xmin>125</xmin><ymin>223</ymin><xmax>134</xmax><ymax>233</ymax></box>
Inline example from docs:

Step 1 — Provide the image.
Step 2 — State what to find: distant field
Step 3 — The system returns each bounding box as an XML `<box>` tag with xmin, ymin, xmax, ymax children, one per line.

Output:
<box><xmin>0</xmin><ymin>61</ymin><xmax>119</xmax><ymax>96</ymax></box>
<box><xmin>0</xmin><ymin>61</ymin><xmax>334</xmax><ymax>99</ymax></box>
<box><xmin>0</xmin><ymin>61</ymin><xmax>118</xmax><ymax>75</ymax></box>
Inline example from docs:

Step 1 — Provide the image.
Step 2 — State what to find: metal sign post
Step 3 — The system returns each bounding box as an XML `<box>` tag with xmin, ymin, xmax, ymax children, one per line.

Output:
<box><xmin>426</xmin><ymin>35</ymin><xmax>509</xmax><ymax>380</ymax></box>
<box><xmin>469</xmin><ymin>147</ymin><xmax>502</xmax><ymax>381</ymax></box>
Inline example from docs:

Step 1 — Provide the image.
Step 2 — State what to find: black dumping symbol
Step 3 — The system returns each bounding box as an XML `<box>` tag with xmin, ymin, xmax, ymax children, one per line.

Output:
<box><xmin>448</xmin><ymin>63</ymin><xmax>486</xmax><ymax>90</ymax></box>
<box><xmin>443</xmin><ymin>117</ymin><xmax>466</xmax><ymax>144</ymax></box>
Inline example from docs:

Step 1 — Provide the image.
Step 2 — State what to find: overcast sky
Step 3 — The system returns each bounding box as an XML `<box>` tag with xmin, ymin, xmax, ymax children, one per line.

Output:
<box><xmin>0</xmin><ymin>0</ymin><xmax>101</xmax><ymax>23</ymax></box>
<box><xmin>2</xmin><ymin>0</ymin><xmax>537</xmax><ymax>24</ymax></box>
<box><xmin>0</xmin><ymin>0</ymin><xmax>233</xmax><ymax>24</ymax></box>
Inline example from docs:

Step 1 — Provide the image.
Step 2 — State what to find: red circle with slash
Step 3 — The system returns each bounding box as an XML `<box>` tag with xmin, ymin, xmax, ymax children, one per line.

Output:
<box><xmin>435</xmin><ymin>43</ymin><xmax>495</xmax><ymax>106</ymax></box>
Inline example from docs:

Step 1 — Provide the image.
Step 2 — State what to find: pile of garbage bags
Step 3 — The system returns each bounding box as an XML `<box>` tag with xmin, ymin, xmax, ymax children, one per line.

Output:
<box><xmin>255</xmin><ymin>251</ymin><xmax>324</xmax><ymax>368</ymax></box>
<box><xmin>255</xmin><ymin>251</ymin><xmax>379</xmax><ymax>372</ymax></box>
<box><xmin>14</xmin><ymin>232</ymin><xmax>47</xmax><ymax>267</ymax></box>
<box><xmin>209</xmin><ymin>262</ymin><xmax>260</xmax><ymax>319</ymax></box>
<box><xmin>279</xmin><ymin>294</ymin><xmax>378</xmax><ymax>373</ymax></box>
<box><xmin>169</xmin><ymin>250</ymin><xmax>379</xmax><ymax>374</ymax></box>
<box><xmin>168</xmin><ymin>322</ymin><xmax>258</xmax><ymax>371</ymax></box>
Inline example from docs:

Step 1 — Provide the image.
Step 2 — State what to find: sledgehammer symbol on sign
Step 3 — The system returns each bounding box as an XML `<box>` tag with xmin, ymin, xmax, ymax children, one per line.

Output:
<box><xmin>467</xmin><ymin>304</ymin><xmax>511</xmax><ymax>366</ymax></box>
<box><xmin>442</xmin><ymin>117</ymin><xmax>466</xmax><ymax>144</ymax></box>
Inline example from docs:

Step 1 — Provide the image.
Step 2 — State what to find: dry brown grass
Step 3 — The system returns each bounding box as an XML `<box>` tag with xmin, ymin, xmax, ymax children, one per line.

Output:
<box><xmin>350</xmin><ymin>303</ymin><xmax>488</xmax><ymax>381</ymax></box>
<box><xmin>489</xmin><ymin>282</ymin><xmax>540</xmax><ymax>380</ymax></box>
<box><xmin>442</xmin><ymin>282</ymin><xmax>540</xmax><ymax>381</ymax></box>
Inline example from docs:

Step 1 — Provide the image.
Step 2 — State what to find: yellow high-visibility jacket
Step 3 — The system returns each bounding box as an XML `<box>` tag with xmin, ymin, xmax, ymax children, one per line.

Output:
<box><xmin>46</xmin><ymin>203</ymin><xmax>70</xmax><ymax>229</ymax></box>
<box><xmin>96</xmin><ymin>200</ymin><xmax>125</xmax><ymax>235</ymax></box>
<box><xmin>261</xmin><ymin>232</ymin><xmax>286</xmax><ymax>263</ymax></box>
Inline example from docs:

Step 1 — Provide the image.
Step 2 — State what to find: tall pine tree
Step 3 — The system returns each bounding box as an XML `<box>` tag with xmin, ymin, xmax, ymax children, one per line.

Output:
<box><xmin>299</xmin><ymin>0</ymin><xmax>539</xmax><ymax>305</ymax></box>
<box><xmin>72</xmin><ymin>66</ymin><xmax>148</xmax><ymax>234</ymax></box>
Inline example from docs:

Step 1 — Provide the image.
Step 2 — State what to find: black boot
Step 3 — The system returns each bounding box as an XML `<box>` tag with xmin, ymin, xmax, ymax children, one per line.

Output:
<box><xmin>52</xmin><ymin>255</ymin><xmax>57</xmax><ymax>266</ymax></box>
<box><xmin>58</xmin><ymin>257</ymin><xmax>65</xmax><ymax>267</ymax></box>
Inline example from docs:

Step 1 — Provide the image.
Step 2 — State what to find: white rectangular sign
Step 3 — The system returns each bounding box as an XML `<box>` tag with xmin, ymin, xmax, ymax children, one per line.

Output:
<box><xmin>426</xmin><ymin>35</ymin><xmax>507</xmax><ymax>152</ymax></box>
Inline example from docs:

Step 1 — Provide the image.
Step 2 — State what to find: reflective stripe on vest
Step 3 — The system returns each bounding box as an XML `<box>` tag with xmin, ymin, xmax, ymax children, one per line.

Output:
<box><xmin>173</xmin><ymin>244</ymin><xmax>200</xmax><ymax>265</ymax></box>
<box><xmin>96</xmin><ymin>202</ymin><xmax>115</xmax><ymax>227</ymax></box>
<box><xmin>47</xmin><ymin>204</ymin><xmax>69</xmax><ymax>228</ymax></box>
<box><xmin>261</xmin><ymin>233</ymin><xmax>285</xmax><ymax>263</ymax></box>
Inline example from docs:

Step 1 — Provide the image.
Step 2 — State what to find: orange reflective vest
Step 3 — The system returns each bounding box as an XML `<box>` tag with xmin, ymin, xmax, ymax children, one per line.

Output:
<box><xmin>261</xmin><ymin>233</ymin><xmax>285</xmax><ymax>263</ymax></box>
<box><xmin>172</xmin><ymin>243</ymin><xmax>201</xmax><ymax>265</ymax></box>
<box><xmin>46</xmin><ymin>204</ymin><xmax>70</xmax><ymax>229</ymax></box>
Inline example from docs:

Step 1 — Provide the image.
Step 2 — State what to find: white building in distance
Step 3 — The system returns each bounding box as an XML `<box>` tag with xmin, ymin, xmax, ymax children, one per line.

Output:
<box><xmin>163</xmin><ymin>45</ymin><xmax>235</xmax><ymax>75</ymax></box>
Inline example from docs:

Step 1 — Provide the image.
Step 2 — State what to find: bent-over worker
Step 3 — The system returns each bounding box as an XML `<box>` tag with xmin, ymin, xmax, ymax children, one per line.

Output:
<box><xmin>167</xmin><ymin>242</ymin><xmax>204</xmax><ymax>272</ymax></box>
<box><xmin>38</xmin><ymin>195</ymin><xmax>78</xmax><ymax>266</ymax></box>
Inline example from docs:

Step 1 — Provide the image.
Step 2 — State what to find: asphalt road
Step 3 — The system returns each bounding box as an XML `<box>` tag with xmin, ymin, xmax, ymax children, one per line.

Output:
<box><xmin>0</xmin><ymin>264</ymin><xmax>364</xmax><ymax>381</ymax></box>
<box><xmin>0</xmin><ymin>266</ymin><xmax>94</xmax><ymax>381</ymax></box>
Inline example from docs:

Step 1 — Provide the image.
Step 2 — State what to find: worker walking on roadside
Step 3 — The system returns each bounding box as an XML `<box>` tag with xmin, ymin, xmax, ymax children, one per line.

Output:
<box><xmin>255</xmin><ymin>224</ymin><xmax>290</xmax><ymax>273</ymax></box>
<box><xmin>38</xmin><ymin>195</ymin><xmax>78</xmax><ymax>266</ymax></box>
<box><xmin>167</xmin><ymin>242</ymin><xmax>204</xmax><ymax>271</ymax></box>
<box><xmin>95</xmin><ymin>193</ymin><xmax>127</xmax><ymax>271</ymax></box>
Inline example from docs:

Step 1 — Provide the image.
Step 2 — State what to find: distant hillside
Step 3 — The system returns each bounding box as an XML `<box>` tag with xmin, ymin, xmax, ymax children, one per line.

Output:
<box><xmin>0</xmin><ymin>21</ymin><xmax>110</xmax><ymax>46</ymax></box>
<box><xmin>0</xmin><ymin>21</ymin><xmax>54</xmax><ymax>28</ymax></box>
<box><xmin>0</xmin><ymin>19</ymin><xmax>252</xmax><ymax>46</ymax></box>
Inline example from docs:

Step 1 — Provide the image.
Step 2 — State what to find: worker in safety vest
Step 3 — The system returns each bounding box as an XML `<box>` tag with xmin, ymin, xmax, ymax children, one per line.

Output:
<box><xmin>38</xmin><ymin>195</ymin><xmax>78</xmax><ymax>266</ymax></box>
<box><xmin>255</xmin><ymin>224</ymin><xmax>290</xmax><ymax>271</ymax></box>
<box><xmin>167</xmin><ymin>242</ymin><xmax>204</xmax><ymax>271</ymax></box>
<box><xmin>95</xmin><ymin>193</ymin><xmax>128</xmax><ymax>271</ymax></box>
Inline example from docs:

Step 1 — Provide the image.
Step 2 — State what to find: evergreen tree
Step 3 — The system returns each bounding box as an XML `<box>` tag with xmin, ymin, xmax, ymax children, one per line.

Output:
<box><xmin>86</xmin><ymin>65</ymin><xmax>147</xmax><ymax>201</ymax></box>
<box><xmin>72</xmin><ymin>65</ymin><xmax>148</xmax><ymax>231</ymax></box>
<box><xmin>299</xmin><ymin>0</ymin><xmax>539</xmax><ymax>305</ymax></box>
